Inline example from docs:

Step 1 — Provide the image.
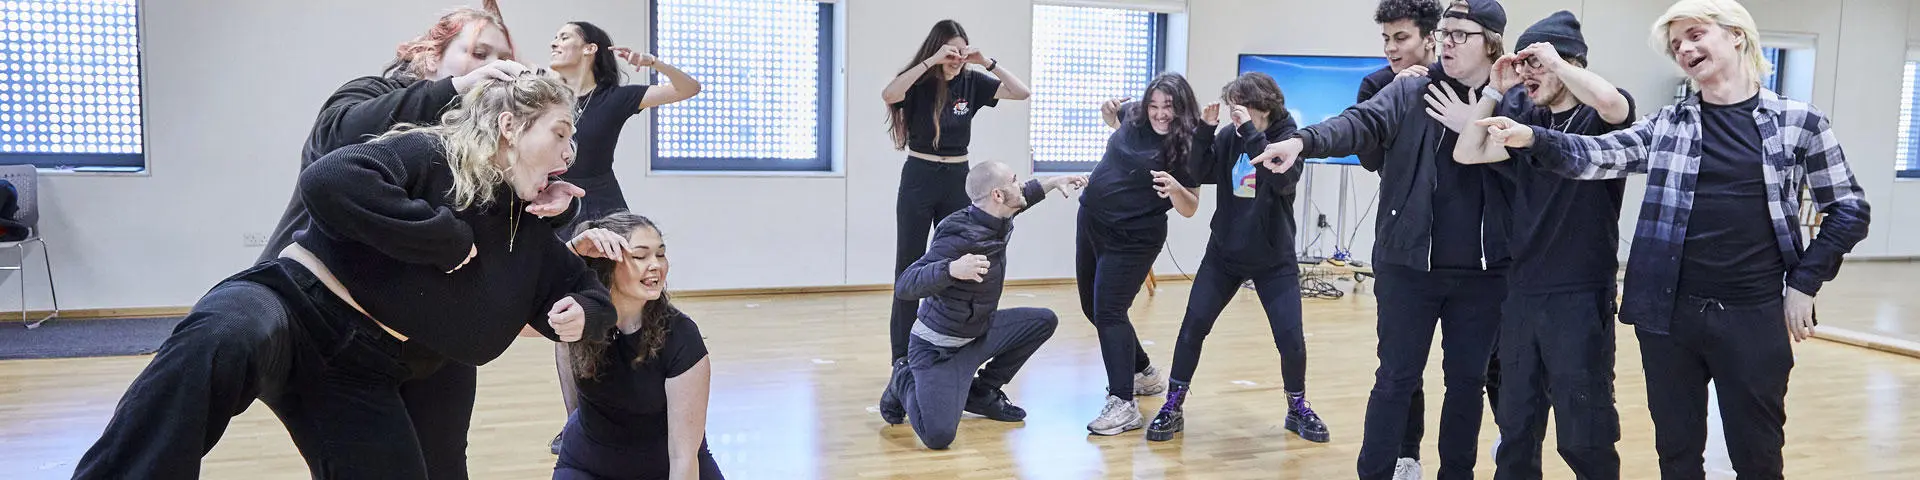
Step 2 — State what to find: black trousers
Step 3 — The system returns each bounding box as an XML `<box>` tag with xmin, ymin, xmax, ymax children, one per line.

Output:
<box><xmin>891</xmin><ymin>157</ymin><xmax>970</xmax><ymax>361</ymax></box>
<box><xmin>405</xmin><ymin>362</ymin><xmax>477</xmax><ymax>480</ymax></box>
<box><xmin>554</xmin><ymin>425</ymin><xmax>724</xmax><ymax>480</ymax></box>
<box><xmin>1638</xmin><ymin>295</ymin><xmax>1792</xmax><ymax>480</ymax></box>
<box><xmin>1493</xmin><ymin>289</ymin><xmax>1621</xmax><ymax>480</ymax></box>
<box><xmin>1167</xmin><ymin>248</ymin><xmax>1306</xmax><ymax>393</ymax></box>
<box><xmin>75</xmin><ymin>260</ymin><xmax>449</xmax><ymax>479</ymax></box>
<box><xmin>1358</xmin><ymin>263</ymin><xmax>1505</xmax><ymax>480</ymax></box>
<box><xmin>1075</xmin><ymin>208</ymin><xmax>1159</xmax><ymax>401</ymax></box>
<box><xmin>901</xmin><ymin>308</ymin><xmax>1059</xmax><ymax>449</ymax></box>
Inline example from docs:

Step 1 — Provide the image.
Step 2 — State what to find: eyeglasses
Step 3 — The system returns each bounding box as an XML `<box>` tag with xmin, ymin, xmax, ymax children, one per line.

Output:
<box><xmin>1433</xmin><ymin>29</ymin><xmax>1486</xmax><ymax>45</ymax></box>
<box><xmin>1521</xmin><ymin>56</ymin><xmax>1544</xmax><ymax>70</ymax></box>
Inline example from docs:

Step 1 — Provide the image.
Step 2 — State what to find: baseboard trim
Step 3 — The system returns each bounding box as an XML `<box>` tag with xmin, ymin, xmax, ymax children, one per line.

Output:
<box><xmin>12</xmin><ymin>276</ymin><xmax>1202</xmax><ymax>321</ymax></box>
<box><xmin>1812</xmin><ymin>327</ymin><xmax>1920</xmax><ymax>360</ymax></box>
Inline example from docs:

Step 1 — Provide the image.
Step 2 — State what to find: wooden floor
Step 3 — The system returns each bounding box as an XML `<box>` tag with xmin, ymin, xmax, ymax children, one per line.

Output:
<box><xmin>1809</xmin><ymin>260</ymin><xmax>1920</xmax><ymax>345</ymax></box>
<box><xmin>4</xmin><ymin>267</ymin><xmax>1920</xmax><ymax>479</ymax></box>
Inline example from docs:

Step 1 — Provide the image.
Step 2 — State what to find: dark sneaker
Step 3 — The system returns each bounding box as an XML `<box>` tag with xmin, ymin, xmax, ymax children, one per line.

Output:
<box><xmin>963</xmin><ymin>387</ymin><xmax>1027</xmax><ymax>422</ymax></box>
<box><xmin>1285</xmin><ymin>398</ymin><xmax>1331</xmax><ymax>443</ymax></box>
<box><xmin>1145</xmin><ymin>404</ymin><xmax>1184</xmax><ymax>442</ymax></box>
<box><xmin>878</xmin><ymin>358</ymin><xmax>909</xmax><ymax>425</ymax></box>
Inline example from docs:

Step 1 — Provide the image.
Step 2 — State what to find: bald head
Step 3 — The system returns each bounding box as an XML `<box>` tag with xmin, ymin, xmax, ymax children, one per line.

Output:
<box><xmin>966</xmin><ymin>161</ymin><xmax>1014</xmax><ymax>203</ymax></box>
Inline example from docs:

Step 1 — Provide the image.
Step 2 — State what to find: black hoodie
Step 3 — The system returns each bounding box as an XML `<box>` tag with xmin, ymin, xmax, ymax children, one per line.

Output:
<box><xmin>1194</xmin><ymin>115</ymin><xmax>1303</xmax><ymax>269</ymax></box>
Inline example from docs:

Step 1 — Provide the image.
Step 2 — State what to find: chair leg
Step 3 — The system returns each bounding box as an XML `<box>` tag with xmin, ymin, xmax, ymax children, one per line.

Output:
<box><xmin>25</xmin><ymin>239</ymin><xmax>56</xmax><ymax>329</ymax></box>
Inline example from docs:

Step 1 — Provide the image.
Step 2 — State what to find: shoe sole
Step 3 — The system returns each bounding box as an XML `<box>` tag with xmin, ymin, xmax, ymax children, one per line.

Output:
<box><xmin>1285</xmin><ymin>416</ymin><xmax>1330</xmax><ymax>443</ymax></box>
<box><xmin>1144</xmin><ymin>418</ymin><xmax>1183</xmax><ymax>442</ymax></box>
<box><xmin>1088</xmin><ymin>417</ymin><xmax>1143</xmax><ymax>436</ymax></box>
<box><xmin>963</xmin><ymin>407</ymin><xmax>1024</xmax><ymax>423</ymax></box>
<box><xmin>1134</xmin><ymin>384</ymin><xmax>1166</xmax><ymax>396</ymax></box>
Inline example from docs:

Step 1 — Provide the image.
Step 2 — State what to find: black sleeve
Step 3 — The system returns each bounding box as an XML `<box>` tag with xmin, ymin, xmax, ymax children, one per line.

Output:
<box><xmin>895</xmin><ymin>224</ymin><xmax>966</xmax><ymax>300</ymax></box>
<box><xmin>298</xmin><ymin>142</ymin><xmax>474</xmax><ymax>271</ymax></box>
<box><xmin>616</xmin><ymin>84</ymin><xmax>652</xmax><ymax>113</ymax></box>
<box><xmin>661</xmin><ymin>314</ymin><xmax>710</xmax><ymax>378</ymax></box>
<box><xmin>1302</xmin><ymin>77</ymin><xmax>1420</xmax><ymax>172</ymax></box>
<box><xmin>305</xmin><ymin>77</ymin><xmax>459</xmax><ymax>166</ymax></box>
<box><xmin>1172</xmin><ymin>125</ymin><xmax>1213</xmax><ymax>188</ymax></box>
<box><xmin>1355</xmin><ymin>71</ymin><xmax>1390</xmax><ymax>171</ymax></box>
<box><xmin>973</xmin><ymin>70</ymin><xmax>1003</xmax><ymax>108</ymax></box>
<box><xmin>1192</xmin><ymin>125</ymin><xmax>1234</xmax><ymax>185</ymax></box>
<box><xmin>1009</xmin><ymin>179</ymin><xmax>1048</xmax><ymax>218</ymax></box>
<box><xmin>528</xmin><ymin>237</ymin><xmax>615</xmax><ymax>343</ymax></box>
<box><xmin>891</xmin><ymin>78</ymin><xmax>930</xmax><ymax>110</ymax></box>
<box><xmin>1607</xmin><ymin>89</ymin><xmax>1638</xmax><ymax>131</ymax></box>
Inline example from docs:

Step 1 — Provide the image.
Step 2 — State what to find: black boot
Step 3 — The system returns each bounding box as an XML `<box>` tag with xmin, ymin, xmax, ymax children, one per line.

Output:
<box><xmin>1145</xmin><ymin>380</ymin><xmax>1189</xmax><ymax>442</ymax></box>
<box><xmin>878</xmin><ymin>358</ymin><xmax>910</xmax><ymax>425</ymax></box>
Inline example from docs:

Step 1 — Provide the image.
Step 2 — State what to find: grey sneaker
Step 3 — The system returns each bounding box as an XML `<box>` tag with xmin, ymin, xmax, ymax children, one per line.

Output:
<box><xmin>1087</xmin><ymin>395</ymin><xmax>1143</xmax><ymax>436</ymax></box>
<box><xmin>1133</xmin><ymin>365</ymin><xmax>1167</xmax><ymax>396</ymax></box>
<box><xmin>1393</xmin><ymin>457</ymin><xmax>1421</xmax><ymax>480</ymax></box>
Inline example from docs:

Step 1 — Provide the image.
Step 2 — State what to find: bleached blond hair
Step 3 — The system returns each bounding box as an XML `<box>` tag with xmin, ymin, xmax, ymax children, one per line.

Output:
<box><xmin>1650</xmin><ymin>0</ymin><xmax>1772</xmax><ymax>89</ymax></box>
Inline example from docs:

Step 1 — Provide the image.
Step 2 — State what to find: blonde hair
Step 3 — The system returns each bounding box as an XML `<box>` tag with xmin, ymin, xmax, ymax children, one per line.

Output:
<box><xmin>379</xmin><ymin>73</ymin><xmax>575</xmax><ymax>210</ymax></box>
<box><xmin>1649</xmin><ymin>0</ymin><xmax>1771</xmax><ymax>88</ymax></box>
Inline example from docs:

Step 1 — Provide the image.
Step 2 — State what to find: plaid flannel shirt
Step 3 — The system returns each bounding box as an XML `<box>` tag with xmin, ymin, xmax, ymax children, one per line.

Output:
<box><xmin>1524</xmin><ymin>89</ymin><xmax>1871</xmax><ymax>335</ymax></box>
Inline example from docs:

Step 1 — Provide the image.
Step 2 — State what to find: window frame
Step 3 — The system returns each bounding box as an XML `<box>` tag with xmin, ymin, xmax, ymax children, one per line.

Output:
<box><xmin>0</xmin><ymin>0</ymin><xmax>150</xmax><ymax>175</ymax></box>
<box><xmin>646</xmin><ymin>0</ymin><xmax>835</xmax><ymax>173</ymax></box>
<box><xmin>1028</xmin><ymin>5</ymin><xmax>1169</xmax><ymax>174</ymax></box>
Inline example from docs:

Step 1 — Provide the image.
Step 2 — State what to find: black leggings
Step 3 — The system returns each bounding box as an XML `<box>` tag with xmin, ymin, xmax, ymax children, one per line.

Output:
<box><xmin>76</xmin><ymin>260</ymin><xmax>449</xmax><ymax>479</ymax></box>
<box><xmin>890</xmin><ymin>156</ymin><xmax>970</xmax><ymax>361</ymax></box>
<box><xmin>1075</xmin><ymin>208</ymin><xmax>1160</xmax><ymax>401</ymax></box>
<box><xmin>1167</xmin><ymin>248</ymin><xmax>1306</xmax><ymax>393</ymax></box>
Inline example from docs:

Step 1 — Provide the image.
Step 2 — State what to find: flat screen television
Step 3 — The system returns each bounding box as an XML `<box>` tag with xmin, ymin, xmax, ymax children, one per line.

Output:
<box><xmin>1236</xmin><ymin>54</ymin><xmax>1390</xmax><ymax>166</ymax></box>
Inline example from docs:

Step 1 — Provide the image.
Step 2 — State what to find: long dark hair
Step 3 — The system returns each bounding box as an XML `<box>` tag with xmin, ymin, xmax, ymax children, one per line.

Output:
<box><xmin>569</xmin><ymin>211</ymin><xmax>679</xmax><ymax>379</ymax></box>
<box><xmin>1221</xmin><ymin>72</ymin><xmax>1289</xmax><ymax>126</ymax></box>
<box><xmin>567</xmin><ymin>21</ymin><xmax>625</xmax><ymax>92</ymax></box>
<box><xmin>886</xmin><ymin>20</ymin><xmax>969</xmax><ymax>150</ymax></box>
<box><xmin>1130</xmin><ymin>72</ymin><xmax>1204</xmax><ymax>174</ymax></box>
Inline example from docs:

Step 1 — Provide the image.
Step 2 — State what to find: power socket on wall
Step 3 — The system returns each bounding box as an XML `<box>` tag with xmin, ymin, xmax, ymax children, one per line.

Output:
<box><xmin>242</xmin><ymin>232</ymin><xmax>269</xmax><ymax>248</ymax></box>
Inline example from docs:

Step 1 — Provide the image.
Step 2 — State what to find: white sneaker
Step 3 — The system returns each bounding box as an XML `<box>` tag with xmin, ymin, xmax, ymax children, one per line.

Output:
<box><xmin>1393</xmin><ymin>457</ymin><xmax>1421</xmax><ymax>480</ymax></box>
<box><xmin>1087</xmin><ymin>395</ymin><xmax>1143</xmax><ymax>436</ymax></box>
<box><xmin>1491</xmin><ymin>435</ymin><xmax>1502</xmax><ymax>463</ymax></box>
<box><xmin>1134</xmin><ymin>365</ymin><xmax>1167</xmax><ymax>396</ymax></box>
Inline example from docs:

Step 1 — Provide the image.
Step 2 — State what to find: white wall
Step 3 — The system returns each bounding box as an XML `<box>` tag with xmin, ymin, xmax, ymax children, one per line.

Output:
<box><xmin>11</xmin><ymin>0</ymin><xmax>1915</xmax><ymax>312</ymax></box>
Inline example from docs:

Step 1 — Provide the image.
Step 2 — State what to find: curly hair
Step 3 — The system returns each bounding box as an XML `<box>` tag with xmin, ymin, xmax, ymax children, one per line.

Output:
<box><xmin>1375</xmin><ymin>0</ymin><xmax>1443</xmax><ymax>36</ymax></box>
<box><xmin>567</xmin><ymin>212</ymin><xmax>680</xmax><ymax>379</ymax></box>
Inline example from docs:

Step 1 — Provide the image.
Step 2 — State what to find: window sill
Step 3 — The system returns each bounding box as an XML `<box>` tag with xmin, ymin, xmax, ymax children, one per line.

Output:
<box><xmin>34</xmin><ymin>167</ymin><xmax>150</xmax><ymax>178</ymax></box>
<box><xmin>646</xmin><ymin>169</ymin><xmax>844</xmax><ymax>179</ymax></box>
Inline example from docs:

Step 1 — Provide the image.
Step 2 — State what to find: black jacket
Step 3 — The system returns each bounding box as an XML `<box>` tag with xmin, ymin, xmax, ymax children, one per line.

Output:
<box><xmin>1195</xmin><ymin>117</ymin><xmax>1303</xmax><ymax>268</ymax></box>
<box><xmin>1294</xmin><ymin>63</ymin><xmax>1512</xmax><ymax>271</ymax></box>
<box><xmin>895</xmin><ymin>180</ymin><xmax>1048</xmax><ymax>340</ymax></box>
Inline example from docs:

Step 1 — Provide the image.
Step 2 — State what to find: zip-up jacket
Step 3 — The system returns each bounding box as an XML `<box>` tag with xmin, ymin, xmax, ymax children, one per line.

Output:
<box><xmin>1293</xmin><ymin>63</ymin><xmax>1512</xmax><ymax>271</ymax></box>
<box><xmin>894</xmin><ymin>180</ymin><xmax>1048</xmax><ymax>340</ymax></box>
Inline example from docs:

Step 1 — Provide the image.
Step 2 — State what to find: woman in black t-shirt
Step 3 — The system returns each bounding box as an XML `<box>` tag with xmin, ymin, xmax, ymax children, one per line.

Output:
<box><xmin>546</xmin><ymin>21</ymin><xmax>701</xmax><ymax>226</ymax></box>
<box><xmin>557</xmin><ymin>212</ymin><xmax>722</xmax><ymax>480</ymax></box>
<box><xmin>1078</xmin><ymin>72</ymin><xmax>1212</xmax><ymax>436</ymax></box>
<box><xmin>878</xmin><ymin>19</ymin><xmax>1032</xmax><ymax>369</ymax></box>
<box><xmin>543</xmin><ymin>21</ymin><xmax>702</xmax><ymax>453</ymax></box>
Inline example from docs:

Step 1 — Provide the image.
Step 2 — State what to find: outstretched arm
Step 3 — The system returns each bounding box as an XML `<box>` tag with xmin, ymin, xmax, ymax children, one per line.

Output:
<box><xmin>614</xmin><ymin>48</ymin><xmax>703</xmax><ymax>110</ymax></box>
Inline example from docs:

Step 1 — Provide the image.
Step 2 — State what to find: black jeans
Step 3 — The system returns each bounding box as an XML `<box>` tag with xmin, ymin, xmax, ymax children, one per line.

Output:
<box><xmin>1638</xmin><ymin>295</ymin><xmax>1792</xmax><ymax>480</ymax></box>
<box><xmin>891</xmin><ymin>157</ymin><xmax>970</xmax><ymax>361</ymax></box>
<box><xmin>1493</xmin><ymin>289</ymin><xmax>1621</xmax><ymax>480</ymax></box>
<box><xmin>1075</xmin><ymin>207</ymin><xmax>1159</xmax><ymax>401</ymax></box>
<box><xmin>76</xmin><ymin>259</ymin><xmax>447</xmax><ymax>479</ymax></box>
<box><xmin>554</xmin><ymin>425</ymin><xmax>724</xmax><ymax>480</ymax></box>
<box><xmin>901</xmin><ymin>308</ymin><xmax>1059</xmax><ymax>449</ymax></box>
<box><xmin>1168</xmin><ymin>248</ymin><xmax>1305</xmax><ymax>393</ymax></box>
<box><xmin>1358</xmin><ymin>263</ymin><xmax>1505</xmax><ymax>480</ymax></box>
<box><xmin>405</xmin><ymin>362</ymin><xmax>477</xmax><ymax>480</ymax></box>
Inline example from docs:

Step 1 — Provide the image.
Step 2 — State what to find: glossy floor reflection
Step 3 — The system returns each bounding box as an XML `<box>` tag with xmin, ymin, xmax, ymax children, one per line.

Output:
<box><xmin>3</xmin><ymin>270</ymin><xmax>1918</xmax><ymax>479</ymax></box>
